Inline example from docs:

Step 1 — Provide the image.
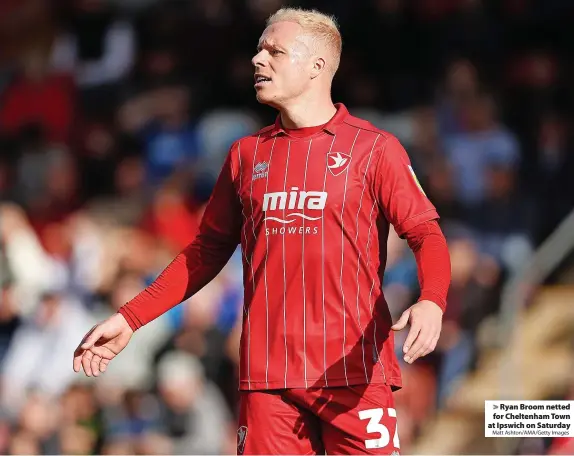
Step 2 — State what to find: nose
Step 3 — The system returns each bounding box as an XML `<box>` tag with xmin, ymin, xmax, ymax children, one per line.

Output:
<box><xmin>252</xmin><ymin>50</ymin><xmax>265</xmax><ymax>68</ymax></box>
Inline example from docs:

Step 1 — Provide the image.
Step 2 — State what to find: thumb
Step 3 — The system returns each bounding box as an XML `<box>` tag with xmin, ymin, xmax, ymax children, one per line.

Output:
<box><xmin>391</xmin><ymin>309</ymin><xmax>411</xmax><ymax>331</ymax></box>
<box><xmin>81</xmin><ymin>325</ymin><xmax>104</xmax><ymax>349</ymax></box>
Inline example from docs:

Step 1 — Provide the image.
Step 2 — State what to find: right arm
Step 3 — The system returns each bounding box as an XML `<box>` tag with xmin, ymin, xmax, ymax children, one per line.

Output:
<box><xmin>118</xmin><ymin>145</ymin><xmax>243</xmax><ymax>330</ymax></box>
<box><xmin>73</xmin><ymin>143</ymin><xmax>243</xmax><ymax>376</ymax></box>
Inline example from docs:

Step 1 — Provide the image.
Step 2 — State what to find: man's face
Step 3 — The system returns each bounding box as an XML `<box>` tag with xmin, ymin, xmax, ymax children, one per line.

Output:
<box><xmin>252</xmin><ymin>21</ymin><xmax>314</xmax><ymax>107</ymax></box>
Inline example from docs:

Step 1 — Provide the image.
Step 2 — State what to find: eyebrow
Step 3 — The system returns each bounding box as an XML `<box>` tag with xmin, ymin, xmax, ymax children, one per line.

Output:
<box><xmin>257</xmin><ymin>40</ymin><xmax>283</xmax><ymax>52</ymax></box>
<box><xmin>256</xmin><ymin>41</ymin><xmax>269</xmax><ymax>52</ymax></box>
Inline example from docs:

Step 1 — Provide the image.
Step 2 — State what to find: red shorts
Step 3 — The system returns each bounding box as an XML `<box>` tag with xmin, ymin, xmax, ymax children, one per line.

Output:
<box><xmin>237</xmin><ymin>383</ymin><xmax>400</xmax><ymax>455</ymax></box>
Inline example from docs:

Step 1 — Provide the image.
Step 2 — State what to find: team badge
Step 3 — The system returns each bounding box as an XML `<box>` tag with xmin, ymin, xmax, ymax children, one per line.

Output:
<box><xmin>327</xmin><ymin>152</ymin><xmax>351</xmax><ymax>176</ymax></box>
<box><xmin>237</xmin><ymin>425</ymin><xmax>248</xmax><ymax>454</ymax></box>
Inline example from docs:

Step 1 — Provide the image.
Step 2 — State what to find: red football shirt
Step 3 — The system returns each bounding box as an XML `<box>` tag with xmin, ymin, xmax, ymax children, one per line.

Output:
<box><xmin>120</xmin><ymin>104</ymin><xmax>439</xmax><ymax>391</ymax></box>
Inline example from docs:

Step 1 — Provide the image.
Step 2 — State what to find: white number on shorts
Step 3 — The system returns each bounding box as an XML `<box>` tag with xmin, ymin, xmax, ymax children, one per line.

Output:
<box><xmin>358</xmin><ymin>408</ymin><xmax>400</xmax><ymax>450</ymax></box>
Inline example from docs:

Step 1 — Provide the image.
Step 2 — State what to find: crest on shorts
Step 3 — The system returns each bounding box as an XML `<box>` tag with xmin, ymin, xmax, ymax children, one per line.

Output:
<box><xmin>237</xmin><ymin>425</ymin><xmax>248</xmax><ymax>454</ymax></box>
<box><xmin>327</xmin><ymin>152</ymin><xmax>351</xmax><ymax>176</ymax></box>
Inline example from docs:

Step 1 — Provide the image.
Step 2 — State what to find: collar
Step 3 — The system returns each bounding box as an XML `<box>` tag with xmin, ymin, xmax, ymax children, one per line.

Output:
<box><xmin>269</xmin><ymin>103</ymin><xmax>349</xmax><ymax>137</ymax></box>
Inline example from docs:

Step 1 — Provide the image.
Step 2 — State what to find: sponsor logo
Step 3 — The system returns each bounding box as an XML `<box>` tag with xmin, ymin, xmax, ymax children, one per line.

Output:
<box><xmin>263</xmin><ymin>188</ymin><xmax>326</xmax><ymax>235</ymax></box>
<box><xmin>252</xmin><ymin>161</ymin><xmax>268</xmax><ymax>181</ymax></box>
<box><xmin>327</xmin><ymin>152</ymin><xmax>351</xmax><ymax>176</ymax></box>
<box><xmin>237</xmin><ymin>426</ymin><xmax>248</xmax><ymax>454</ymax></box>
<box><xmin>262</xmin><ymin>188</ymin><xmax>326</xmax><ymax>223</ymax></box>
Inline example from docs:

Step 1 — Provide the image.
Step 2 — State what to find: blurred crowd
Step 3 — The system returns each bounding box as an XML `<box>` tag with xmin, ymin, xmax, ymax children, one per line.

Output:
<box><xmin>0</xmin><ymin>0</ymin><xmax>573</xmax><ymax>454</ymax></box>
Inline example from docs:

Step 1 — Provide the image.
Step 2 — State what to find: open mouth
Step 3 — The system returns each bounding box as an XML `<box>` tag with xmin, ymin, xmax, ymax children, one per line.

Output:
<box><xmin>254</xmin><ymin>75</ymin><xmax>272</xmax><ymax>86</ymax></box>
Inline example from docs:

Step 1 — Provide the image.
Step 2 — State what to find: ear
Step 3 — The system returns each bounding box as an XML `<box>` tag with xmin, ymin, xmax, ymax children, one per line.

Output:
<box><xmin>310</xmin><ymin>57</ymin><xmax>326</xmax><ymax>79</ymax></box>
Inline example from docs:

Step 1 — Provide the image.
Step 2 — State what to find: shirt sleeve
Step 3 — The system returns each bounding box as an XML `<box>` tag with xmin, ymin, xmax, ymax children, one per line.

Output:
<box><xmin>373</xmin><ymin>135</ymin><xmax>439</xmax><ymax>237</ymax></box>
<box><xmin>118</xmin><ymin>146</ymin><xmax>242</xmax><ymax>330</ymax></box>
<box><xmin>403</xmin><ymin>220</ymin><xmax>451</xmax><ymax>313</ymax></box>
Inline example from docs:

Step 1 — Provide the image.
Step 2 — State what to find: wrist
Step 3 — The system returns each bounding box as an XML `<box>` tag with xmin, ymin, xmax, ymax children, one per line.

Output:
<box><xmin>117</xmin><ymin>306</ymin><xmax>141</xmax><ymax>332</ymax></box>
<box><xmin>418</xmin><ymin>294</ymin><xmax>445</xmax><ymax>313</ymax></box>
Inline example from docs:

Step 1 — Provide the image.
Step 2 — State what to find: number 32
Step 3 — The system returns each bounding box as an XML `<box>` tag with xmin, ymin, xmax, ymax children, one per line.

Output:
<box><xmin>358</xmin><ymin>408</ymin><xmax>400</xmax><ymax>450</ymax></box>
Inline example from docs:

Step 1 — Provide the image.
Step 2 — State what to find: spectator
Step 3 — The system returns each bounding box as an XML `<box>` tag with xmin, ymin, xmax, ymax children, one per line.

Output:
<box><xmin>118</xmin><ymin>82</ymin><xmax>200</xmax><ymax>187</ymax></box>
<box><xmin>467</xmin><ymin>162</ymin><xmax>535</xmax><ymax>272</ymax></box>
<box><xmin>155</xmin><ymin>351</ymin><xmax>233</xmax><ymax>454</ymax></box>
<box><xmin>0</xmin><ymin>52</ymin><xmax>75</xmax><ymax>145</ymax></box>
<box><xmin>1</xmin><ymin>290</ymin><xmax>94</xmax><ymax>417</ymax></box>
<box><xmin>443</xmin><ymin>92</ymin><xmax>520</xmax><ymax>207</ymax></box>
<box><xmin>50</xmin><ymin>0</ymin><xmax>135</xmax><ymax>102</ymax></box>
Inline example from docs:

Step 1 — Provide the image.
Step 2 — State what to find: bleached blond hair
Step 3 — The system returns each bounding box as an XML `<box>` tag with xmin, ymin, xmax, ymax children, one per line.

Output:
<box><xmin>266</xmin><ymin>8</ymin><xmax>342</xmax><ymax>77</ymax></box>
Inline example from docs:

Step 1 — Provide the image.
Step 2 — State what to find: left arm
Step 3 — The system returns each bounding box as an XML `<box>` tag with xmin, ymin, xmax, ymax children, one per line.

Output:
<box><xmin>391</xmin><ymin>220</ymin><xmax>451</xmax><ymax>363</ymax></box>
<box><xmin>373</xmin><ymin>135</ymin><xmax>451</xmax><ymax>363</ymax></box>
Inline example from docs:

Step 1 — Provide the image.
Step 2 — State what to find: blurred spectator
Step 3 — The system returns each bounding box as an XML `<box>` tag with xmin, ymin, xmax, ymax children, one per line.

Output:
<box><xmin>141</xmin><ymin>183</ymin><xmax>203</xmax><ymax>253</ymax></box>
<box><xmin>0</xmin><ymin>204</ymin><xmax>58</xmax><ymax>314</ymax></box>
<box><xmin>75</xmin><ymin>119</ymin><xmax>118</xmax><ymax>199</ymax></box>
<box><xmin>155</xmin><ymin>351</ymin><xmax>233</xmax><ymax>454</ymax></box>
<box><xmin>467</xmin><ymin>162</ymin><xmax>535</xmax><ymax>272</ymax></box>
<box><xmin>50</xmin><ymin>0</ymin><xmax>135</xmax><ymax>112</ymax></box>
<box><xmin>1</xmin><ymin>290</ymin><xmax>93</xmax><ymax>417</ymax></box>
<box><xmin>194</xmin><ymin>109</ymin><xmax>262</xmax><ymax>193</ymax></box>
<box><xmin>118</xmin><ymin>82</ymin><xmax>200</xmax><ymax>187</ymax></box>
<box><xmin>434</xmin><ymin>235</ymin><xmax>499</xmax><ymax>406</ymax></box>
<box><xmin>443</xmin><ymin>91</ymin><xmax>520</xmax><ymax>207</ymax></box>
<box><xmin>436</xmin><ymin>59</ymin><xmax>481</xmax><ymax>137</ymax></box>
<box><xmin>534</xmin><ymin>111</ymin><xmax>574</xmax><ymax>243</ymax></box>
<box><xmin>424</xmin><ymin>156</ymin><xmax>463</xmax><ymax>223</ymax></box>
<box><xmin>0</xmin><ymin>52</ymin><xmax>75</xmax><ymax>145</ymax></box>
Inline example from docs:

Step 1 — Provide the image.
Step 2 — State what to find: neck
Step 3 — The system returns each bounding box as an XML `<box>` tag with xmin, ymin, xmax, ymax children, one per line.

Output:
<box><xmin>278</xmin><ymin>93</ymin><xmax>337</xmax><ymax>129</ymax></box>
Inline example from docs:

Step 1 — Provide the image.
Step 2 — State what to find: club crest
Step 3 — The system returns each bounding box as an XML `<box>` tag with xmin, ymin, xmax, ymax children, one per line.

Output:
<box><xmin>327</xmin><ymin>152</ymin><xmax>351</xmax><ymax>176</ymax></box>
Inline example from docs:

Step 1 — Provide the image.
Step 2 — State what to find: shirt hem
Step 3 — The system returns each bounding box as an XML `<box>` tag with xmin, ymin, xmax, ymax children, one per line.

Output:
<box><xmin>239</xmin><ymin>373</ymin><xmax>399</xmax><ymax>391</ymax></box>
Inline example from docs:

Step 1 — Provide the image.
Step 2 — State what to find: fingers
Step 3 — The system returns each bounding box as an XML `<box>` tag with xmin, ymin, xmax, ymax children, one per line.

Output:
<box><xmin>91</xmin><ymin>353</ymin><xmax>102</xmax><ymax>377</ymax></box>
<box><xmin>403</xmin><ymin>326</ymin><xmax>441</xmax><ymax>364</ymax></box>
<box><xmin>422</xmin><ymin>335</ymin><xmax>440</xmax><ymax>357</ymax></box>
<box><xmin>391</xmin><ymin>309</ymin><xmax>411</xmax><ymax>331</ymax></box>
<box><xmin>402</xmin><ymin>323</ymin><xmax>421</xmax><ymax>362</ymax></box>
<box><xmin>99</xmin><ymin>358</ymin><xmax>110</xmax><ymax>373</ymax></box>
<box><xmin>81</xmin><ymin>325</ymin><xmax>104</xmax><ymax>350</ymax></box>
<box><xmin>403</xmin><ymin>324</ymin><xmax>427</xmax><ymax>363</ymax></box>
<box><xmin>82</xmin><ymin>350</ymin><xmax>94</xmax><ymax>377</ymax></box>
<box><xmin>75</xmin><ymin>346</ymin><xmax>115</xmax><ymax>377</ymax></box>
<box><xmin>73</xmin><ymin>349</ymin><xmax>83</xmax><ymax>373</ymax></box>
<box><xmin>74</xmin><ymin>326</ymin><xmax>97</xmax><ymax>372</ymax></box>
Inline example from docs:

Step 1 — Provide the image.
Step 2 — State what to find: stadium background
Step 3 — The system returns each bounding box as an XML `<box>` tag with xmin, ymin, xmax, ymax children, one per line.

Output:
<box><xmin>0</xmin><ymin>0</ymin><xmax>573</xmax><ymax>454</ymax></box>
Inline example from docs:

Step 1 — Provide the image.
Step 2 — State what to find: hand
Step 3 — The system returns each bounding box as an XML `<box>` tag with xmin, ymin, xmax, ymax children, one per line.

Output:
<box><xmin>73</xmin><ymin>313</ymin><xmax>134</xmax><ymax>377</ymax></box>
<box><xmin>391</xmin><ymin>300</ymin><xmax>443</xmax><ymax>364</ymax></box>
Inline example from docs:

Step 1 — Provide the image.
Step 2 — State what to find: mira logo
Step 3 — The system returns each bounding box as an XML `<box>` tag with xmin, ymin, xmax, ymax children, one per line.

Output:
<box><xmin>262</xmin><ymin>188</ymin><xmax>326</xmax><ymax>230</ymax></box>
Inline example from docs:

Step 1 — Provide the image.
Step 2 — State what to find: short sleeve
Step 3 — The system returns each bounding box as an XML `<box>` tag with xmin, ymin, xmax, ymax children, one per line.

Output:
<box><xmin>373</xmin><ymin>135</ymin><xmax>439</xmax><ymax>237</ymax></box>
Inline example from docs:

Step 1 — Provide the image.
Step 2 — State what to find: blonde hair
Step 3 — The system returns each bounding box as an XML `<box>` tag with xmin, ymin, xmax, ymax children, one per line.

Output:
<box><xmin>266</xmin><ymin>8</ymin><xmax>342</xmax><ymax>76</ymax></box>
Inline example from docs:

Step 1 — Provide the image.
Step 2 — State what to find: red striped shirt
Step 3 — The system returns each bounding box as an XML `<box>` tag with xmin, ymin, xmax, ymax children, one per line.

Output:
<box><xmin>120</xmin><ymin>104</ymin><xmax>443</xmax><ymax>391</ymax></box>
